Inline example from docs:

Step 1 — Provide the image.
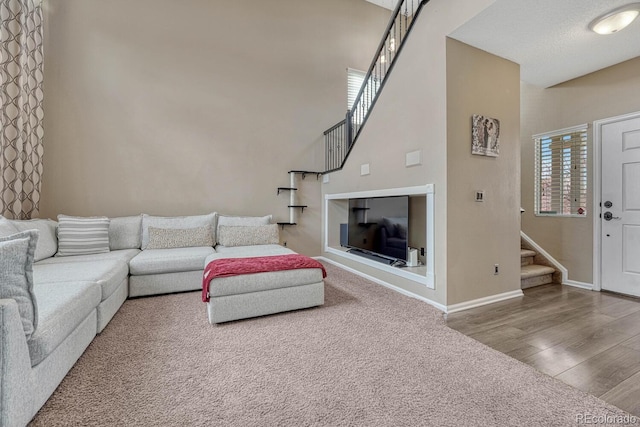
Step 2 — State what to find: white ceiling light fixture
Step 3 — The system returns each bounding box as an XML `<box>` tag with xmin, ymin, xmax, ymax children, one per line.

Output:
<box><xmin>589</xmin><ymin>3</ymin><xmax>640</xmax><ymax>34</ymax></box>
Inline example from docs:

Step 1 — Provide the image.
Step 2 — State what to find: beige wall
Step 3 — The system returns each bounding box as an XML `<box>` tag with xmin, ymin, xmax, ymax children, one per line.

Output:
<box><xmin>446</xmin><ymin>38</ymin><xmax>521</xmax><ymax>305</ymax></box>
<box><xmin>322</xmin><ymin>0</ymin><xmax>501</xmax><ymax>307</ymax></box>
<box><xmin>41</xmin><ymin>0</ymin><xmax>390</xmax><ymax>256</ymax></box>
<box><xmin>521</xmin><ymin>57</ymin><xmax>640</xmax><ymax>284</ymax></box>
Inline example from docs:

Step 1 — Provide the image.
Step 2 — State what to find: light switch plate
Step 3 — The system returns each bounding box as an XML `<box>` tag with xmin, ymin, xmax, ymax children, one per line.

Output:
<box><xmin>361</xmin><ymin>163</ymin><xmax>370</xmax><ymax>176</ymax></box>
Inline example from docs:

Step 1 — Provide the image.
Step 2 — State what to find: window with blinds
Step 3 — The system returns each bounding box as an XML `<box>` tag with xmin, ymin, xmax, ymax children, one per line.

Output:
<box><xmin>347</xmin><ymin>68</ymin><xmax>378</xmax><ymax>125</ymax></box>
<box><xmin>347</xmin><ymin>68</ymin><xmax>366</xmax><ymax>111</ymax></box>
<box><xmin>534</xmin><ymin>125</ymin><xmax>588</xmax><ymax>217</ymax></box>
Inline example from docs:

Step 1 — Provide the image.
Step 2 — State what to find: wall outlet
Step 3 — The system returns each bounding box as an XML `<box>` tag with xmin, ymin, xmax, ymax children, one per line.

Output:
<box><xmin>494</xmin><ymin>264</ymin><xmax>499</xmax><ymax>275</ymax></box>
<box><xmin>476</xmin><ymin>191</ymin><xmax>485</xmax><ymax>202</ymax></box>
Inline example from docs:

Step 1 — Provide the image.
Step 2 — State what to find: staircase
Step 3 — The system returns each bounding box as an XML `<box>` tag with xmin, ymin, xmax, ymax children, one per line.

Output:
<box><xmin>277</xmin><ymin>0</ymin><xmax>427</xmax><ymax>227</ymax></box>
<box><xmin>520</xmin><ymin>248</ymin><xmax>557</xmax><ymax>289</ymax></box>
<box><xmin>323</xmin><ymin>0</ymin><xmax>427</xmax><ymax>173</ymax></box>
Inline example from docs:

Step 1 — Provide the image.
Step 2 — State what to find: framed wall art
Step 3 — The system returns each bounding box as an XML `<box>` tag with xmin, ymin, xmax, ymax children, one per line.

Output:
<box><xmin>471</xmin><ymin>115</ymin><xmax>500</xmax><ymax>157</ymax></box>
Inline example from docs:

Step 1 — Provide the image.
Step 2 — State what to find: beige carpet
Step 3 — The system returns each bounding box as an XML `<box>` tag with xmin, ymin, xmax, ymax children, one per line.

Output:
<box><xmin>31</xmin><ymin>262</ymin><xmax>633</xmax><ymax>426</ymax></box>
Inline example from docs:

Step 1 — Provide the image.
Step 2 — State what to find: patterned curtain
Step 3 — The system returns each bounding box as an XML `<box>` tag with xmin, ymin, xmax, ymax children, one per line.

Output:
<box><xmin>0</xmin><ymin>0</ymin><xmax>44</xmax><ymax>219</ymax></box>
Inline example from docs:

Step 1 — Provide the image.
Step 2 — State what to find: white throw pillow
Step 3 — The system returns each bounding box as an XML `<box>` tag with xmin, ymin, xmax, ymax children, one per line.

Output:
<box><xmin>141</xmin><ymin>213</ymin><xmax>217</xmax><ymax>250</ymax></box>
<box><xmin>217</xmin><ymin>224</ymin><xmax>279</xmax><ymax>247</ymax></box>
<box><xmin>146</xmin><ymin>226</ymin><xmax>214</xmax><ymax>249</ymax></box>
<box><xmin>0</xmin><ymin>230</ymin><xmax>39</xmax><ymax>338</ymax></box>
<box><xmin>216</xmin><ymin>214</ymin><xmax>272</xmax><ymax>244</ymax></box>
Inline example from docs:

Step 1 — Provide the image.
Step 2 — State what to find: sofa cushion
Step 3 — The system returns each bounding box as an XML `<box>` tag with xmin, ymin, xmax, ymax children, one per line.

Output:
<box><xmin>36</xmin><ymin>249</ymin><xmax>140</xmax><ymax>265</ymax></box>
<box><xmin>146</xmin><ymin>226</ymin><xmax>213</xmax><ymax>249</ymax></box>
<box><xmin>33</xmin><ymin>259</ymin><xmax>128</xmax><ymax>302</ymax></box>
<box><xmin>10</xmin><ymin>218</ymin><xmax>57</xmax><ymax>261</ymax></box>
<box><xmin>56</xmin><ymin>215</ymin><xmax>111</xmax><ymax>257</ymax></box>
<box><xmin>129</xmin><ymin>246</ymin><xmax>215</xmax><ymax>275</ymax></box>
<box><xmin>141</xmin><ymin>213</ymin><xmax>216</xmax><ymax>250</ymax></box>
<box><xmin>216</xmin><ymin>214</ymin><xmax>271</xmax><ymax>241</ymax></box>
<box><xmin>109</xmin><ymin>215</ymin><xmax>142</xmax><ymax>250</ymax></box>
<box><xmin>0</xmin><ymin>230</ymin><xmax>39</xmax><ymax>339</ymax></box>
<box><xmin>29</xmin><ymin>281</ymin><xmax>101</xmax><ymax>366</ymax></box>
<box><xmin>0</xmin><ymin>216</ymin><xmax>19</xmax><ymax>236</ymax></box>
<box><xmin>217</xmin><ymin>224</ymin><xmax>279</xmax><ymax>247</ymax></box>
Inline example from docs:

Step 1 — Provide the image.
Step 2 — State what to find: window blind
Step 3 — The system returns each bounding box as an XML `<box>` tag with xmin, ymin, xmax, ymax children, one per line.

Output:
<box><xmin>347</xmin><ymin>68</ymin><xmax>366</xmax><ymax>110</ymax></box>
<box><xmin>534</xmin><ymin>125</ymin><xmax>588</xmax><ymax>216</ymax></box>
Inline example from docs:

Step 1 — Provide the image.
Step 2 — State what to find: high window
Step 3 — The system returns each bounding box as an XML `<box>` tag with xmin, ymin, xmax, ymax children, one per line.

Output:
<box><xmin>534</xmin><ymin>125</ymin><xmax>588</xmax><ymax>217</ymax></box>
<box><xmin>347</xmin><ymin>68</ymin><xmax>366</xmax><ymax>111</ymax></box>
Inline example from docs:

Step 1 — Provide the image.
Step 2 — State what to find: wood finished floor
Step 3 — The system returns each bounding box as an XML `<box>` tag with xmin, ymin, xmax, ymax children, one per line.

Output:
<box><xmin>445</xmin><ymin>284</ymin><xmax>640</xmax><ymax>417</ymax></box>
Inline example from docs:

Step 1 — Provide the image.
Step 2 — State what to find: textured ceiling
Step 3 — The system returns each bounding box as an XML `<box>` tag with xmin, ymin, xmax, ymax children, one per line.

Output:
<box><xmin>366</xmin><ymin>0</ymin><xmax>640</xmax><ymax>87</ymax></box>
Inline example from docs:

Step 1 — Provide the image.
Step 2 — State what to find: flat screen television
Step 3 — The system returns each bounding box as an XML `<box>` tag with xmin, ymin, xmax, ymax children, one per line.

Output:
<box><xmin>347</xmin><ymin>195</ymin><xmax>409</xmax><ymax>263</ymax></box>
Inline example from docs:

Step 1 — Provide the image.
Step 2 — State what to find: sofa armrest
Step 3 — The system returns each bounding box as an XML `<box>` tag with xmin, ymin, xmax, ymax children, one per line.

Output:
<box><xmin>0</xmin><ymin>298</ymin><xmax>34</xmax><ymax>427</ymax></box>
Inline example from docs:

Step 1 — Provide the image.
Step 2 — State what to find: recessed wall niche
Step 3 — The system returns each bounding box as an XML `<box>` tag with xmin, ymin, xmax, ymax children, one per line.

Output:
<box><xmin>324</xmin><ymin>185</ymin><xmax>434</xmax><ymax>288</ymax></box>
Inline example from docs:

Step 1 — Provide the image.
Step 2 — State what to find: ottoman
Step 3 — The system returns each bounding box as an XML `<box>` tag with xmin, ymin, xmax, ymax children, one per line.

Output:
<box><xmin>203</xmin><ymin>245</ymin><xmax>325</xmax><ymax>324</ymax></box>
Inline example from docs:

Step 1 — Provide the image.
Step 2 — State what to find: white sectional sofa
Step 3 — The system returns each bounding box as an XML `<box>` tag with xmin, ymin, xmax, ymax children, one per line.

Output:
<box><xmin>0</xmin><ymin>212</ymin><xmax>322</xmax><ymax>427</ymax></box>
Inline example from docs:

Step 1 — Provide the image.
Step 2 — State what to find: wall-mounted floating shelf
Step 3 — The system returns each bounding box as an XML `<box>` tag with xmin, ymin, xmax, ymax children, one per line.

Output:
<box><xmin>289</xmin><ymin>170</ymin><xmax>323</xmax><ymax>180</ymax></box>
<box><xmin>276</xmin><ymin>222</ymin><xmax>297</xmax><ymax>229</ymax></box>
<box><xmin>276</xmin><ymin>171</ymin><xmax>321</xmax><ymax>231</ymax></box>
<box><xmin>277</xmin><ymin>187</ymin><xmax>297</xmax><ymax>195</ymax></box>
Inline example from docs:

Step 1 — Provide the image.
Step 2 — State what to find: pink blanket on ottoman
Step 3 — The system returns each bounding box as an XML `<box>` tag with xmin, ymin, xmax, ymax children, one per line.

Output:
<box><xmin>202</xmin><ymin>254</ymin><xmax>326</xmax><ymax>302</ymax></box>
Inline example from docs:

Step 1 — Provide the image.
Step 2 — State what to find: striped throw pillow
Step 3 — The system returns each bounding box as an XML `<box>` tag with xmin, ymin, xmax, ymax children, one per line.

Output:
<box><xmin>56</xmin><ymin>215</ymin><xmax>110</xmax><ymax>257</ymax></box>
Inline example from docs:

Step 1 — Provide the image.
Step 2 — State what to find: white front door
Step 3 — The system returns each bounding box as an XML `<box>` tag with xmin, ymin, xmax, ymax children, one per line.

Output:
<box><xmin>601</xmin><ymin>114</ymin><xmax>640</xmax><ymax>297</ymax></box>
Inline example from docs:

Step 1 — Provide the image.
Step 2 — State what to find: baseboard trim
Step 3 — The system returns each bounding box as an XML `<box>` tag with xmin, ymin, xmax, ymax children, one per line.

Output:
<box><xmin>563</xmin><ymin>280</ymin><xmax>594</xmax><ymax>291</ymax></box>
<box><xmin>316</xmin><ymin>257</ymin><xmax>525</xmax><ymax>314</ymax></box>
<box><xmin>316</xmin><ymin>256</ymin><xmax>447</xmax><ymax>313</ymax></box>
<box><xmin>446</xmin><ymin>290</ymin><xmax>524</xmax><ymax>314</ymax></box>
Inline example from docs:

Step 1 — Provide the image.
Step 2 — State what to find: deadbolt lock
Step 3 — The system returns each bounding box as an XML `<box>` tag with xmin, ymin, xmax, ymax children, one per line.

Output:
<box><xmin>604</xmin><ymin>201</ymin><xmax>613</xmax><ymax>208</ymax></box>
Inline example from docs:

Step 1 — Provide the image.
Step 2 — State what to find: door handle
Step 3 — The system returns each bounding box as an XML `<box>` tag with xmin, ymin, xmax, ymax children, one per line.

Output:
<box><xmin>603</xmin><ymin>212</ymin><xmax>621</xmax><ymax>221</ymax></box>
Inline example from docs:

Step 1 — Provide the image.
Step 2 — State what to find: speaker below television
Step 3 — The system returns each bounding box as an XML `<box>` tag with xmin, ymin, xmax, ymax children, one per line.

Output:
<box><xmin>340</xmin><ymin>223</ymin><xmax>348</xmax><ymax>247</ymax></box>
<box><xmin>406</xmin><ymin>248</ymin><xmax>418</xmax><ymax>267</ymax></box>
